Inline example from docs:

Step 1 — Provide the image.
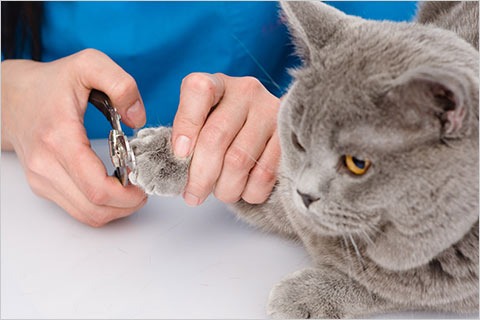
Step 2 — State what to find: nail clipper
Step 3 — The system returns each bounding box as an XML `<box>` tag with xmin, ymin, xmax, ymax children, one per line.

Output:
<box><xmin>88</xmin><ymin>89</ymin><xmax>136</xmax><ymax>186</ymax></box>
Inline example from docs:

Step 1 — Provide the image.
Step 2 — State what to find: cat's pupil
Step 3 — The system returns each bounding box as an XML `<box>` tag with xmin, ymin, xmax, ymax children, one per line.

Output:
<box><xmin>352</xmin><ymin>157</ymin><xmax>365</xmax><ymax>169</ymax></box>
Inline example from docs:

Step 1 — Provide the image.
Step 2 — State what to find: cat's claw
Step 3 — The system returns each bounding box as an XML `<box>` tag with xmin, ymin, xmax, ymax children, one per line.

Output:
<box><xmin>129</xmin><ymin>127</ymin><xmax>191</xmax><ymax>197</ymax></box>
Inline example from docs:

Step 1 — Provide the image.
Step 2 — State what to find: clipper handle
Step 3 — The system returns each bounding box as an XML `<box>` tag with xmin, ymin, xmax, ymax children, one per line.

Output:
<box><xmin>88</xmin><ymin>89</ymin><xmax>116</xmax><ymax>128</ymax></box>
<box><xmin>88</xmin><ymin>89</ymin><xmax>127</xmax><ymax>185</ymax></box>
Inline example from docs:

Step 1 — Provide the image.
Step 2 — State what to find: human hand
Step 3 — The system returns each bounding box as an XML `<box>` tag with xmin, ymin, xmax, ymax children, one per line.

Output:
<box><xmin>1</xmin><ymin>49</ymin><xmax>148</xmax><ymax>226</ymax></box>
<box><xmin>172</xmin><ymin>73</ymin><xmax>281</xmax><ymax>206</ymax></box>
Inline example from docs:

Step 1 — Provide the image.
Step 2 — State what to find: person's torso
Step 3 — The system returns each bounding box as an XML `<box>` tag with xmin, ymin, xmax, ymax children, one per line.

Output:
<box><xmin>41</xmin><ymin>1</ymin><xmax>417</xmax><ymax>139</ymax></box>
<box><xmin>42</xmin><ymin>1</ymin><xmax>299</xmax><ymax>138</ymax></box>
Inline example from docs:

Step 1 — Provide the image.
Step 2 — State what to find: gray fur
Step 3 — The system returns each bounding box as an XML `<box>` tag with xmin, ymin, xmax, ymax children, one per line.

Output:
<box><xmin>417</xmin><ymin>1</ymin><xmax>479</xmax><ymax>49</ymax></box>
<box><xmin>129</xmin><ymin>1</ymin><xmax>479</xmax><ymax>318</ymax></box>
<box><xmin>129</xmin><ymin>127</ymin><xmax>189</xmax><ymax>196</ymax></box>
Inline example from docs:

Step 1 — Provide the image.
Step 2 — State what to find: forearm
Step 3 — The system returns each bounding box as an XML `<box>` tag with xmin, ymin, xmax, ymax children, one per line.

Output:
<box><xmin>1</xmin><ymin>105</ymin><xmax>14</xmax><ymax>151</ymax></box>
<box><xmin>2</xmin><ymin>60</ymin><xmax>18</xmax><ymax>151</ymax></box>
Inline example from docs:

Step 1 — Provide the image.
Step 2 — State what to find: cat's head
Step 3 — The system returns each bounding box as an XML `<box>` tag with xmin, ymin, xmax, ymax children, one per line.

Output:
<box><xmin>278</xmin><ymin>2</ymin><xmax>478</xmax><ymax>270</ymax></box>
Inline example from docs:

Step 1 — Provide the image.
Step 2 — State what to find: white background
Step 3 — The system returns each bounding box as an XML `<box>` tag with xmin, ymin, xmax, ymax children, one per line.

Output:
<box><xmin>1</xmin><ymin>140</ymin><xmax>476</xmax><ymax>319</ymax></box>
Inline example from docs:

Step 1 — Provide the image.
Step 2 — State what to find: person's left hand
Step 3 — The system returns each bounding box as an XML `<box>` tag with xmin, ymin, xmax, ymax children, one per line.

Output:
<box><xmin>171</xmin><ymin>73</ymin><xmax>281</xmax><ymax>206</ymax></box>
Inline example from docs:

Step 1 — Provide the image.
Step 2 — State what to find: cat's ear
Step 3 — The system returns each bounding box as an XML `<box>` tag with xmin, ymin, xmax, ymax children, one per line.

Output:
<box><xmin>387</xmin><ymin>66</ymin><xmax>474</xmax><ymax>139</ymax></box>
<box><xmin>280</xmin><ymin>1</ymin><xmax>353</xmax><ymax>63</ymax></box>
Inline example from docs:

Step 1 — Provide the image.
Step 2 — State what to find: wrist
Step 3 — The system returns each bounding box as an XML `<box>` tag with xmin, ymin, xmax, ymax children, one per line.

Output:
<box><xmin>1</xmin><ymin>59</ymin><xmax>38</xmax><ymax>151</ymax></box>
<box><xmin>1</xmin><ymin>60</ymin><xmax>14</xmax><ymax>150</ymax></box>
<box><xmin>1</xmin><ymin>113</ymin><xmax>14</xmax><ymax>151</ymax></box>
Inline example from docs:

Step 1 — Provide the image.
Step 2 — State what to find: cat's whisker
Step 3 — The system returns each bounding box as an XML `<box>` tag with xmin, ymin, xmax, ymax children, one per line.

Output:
<box><xmin>360</xmin><ymin>229</ymin><xmax>375</xmax><ymax>247</ymax></box>
<box><xmin>365</xmin><ymin>227</ymin><xmax>381</xmax><ymax>244</ymax></box>
<box><xmin>349</xmin><ymin>233</ymin><xmax>366</xmax><ymax>271</ymax></box>
<box><xmin>339</xmin><ymin>236</ymin><xmax>352</xmax><ymax>277</ymax></box>
<box><xmin>366</xmin><ymin>223</ymin><xmax>385</xmax><ymax>236</ymax></box>
<box><xmin>342</xmin><ymin>234</ymin><xmax>354</xmax><ymax>277</ymax></box>
<box><xmin>344</xmin><ymin>235</ymin><xmax>369</xmax><ymax>286</ymax></box>
<box><xmin>351</xmin><ymin>232</ymin><xmax>377</xmax><ymax>304</ymax></box>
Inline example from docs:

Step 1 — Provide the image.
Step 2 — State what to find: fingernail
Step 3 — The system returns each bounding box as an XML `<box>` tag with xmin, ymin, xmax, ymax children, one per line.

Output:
<box><xmin>183</xmin><ymin>191</ymin><xmax>200</xmax><ymax>207</ymax></box>
<box><xmin>126</xmin><ymin>100</ymin><xmax>144</xmax><ymax>128</ymax></box>
<box><xmin>174</xmin><ymin>135</ymin><xmax>191</xmax><ymax>158</ymax></box>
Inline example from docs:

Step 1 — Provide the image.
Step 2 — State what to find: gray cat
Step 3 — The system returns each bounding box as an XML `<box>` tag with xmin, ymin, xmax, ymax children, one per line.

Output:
<box><xmin>129</xmin><ymin>1</ymin><xmax>479</xmax><ymax>318</ymax></box>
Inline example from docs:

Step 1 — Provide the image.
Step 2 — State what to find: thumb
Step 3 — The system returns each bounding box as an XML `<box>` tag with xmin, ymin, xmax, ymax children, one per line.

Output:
<box><xmin>72</xmin><ymin>49</ymin><xmax>146</xmax><ymax>128</ymax></box>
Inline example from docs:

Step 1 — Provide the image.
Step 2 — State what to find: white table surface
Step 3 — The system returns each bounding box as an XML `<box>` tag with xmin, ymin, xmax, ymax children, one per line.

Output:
<box><xmin>1</xmin><ymin>140</ymin><xmax>476</xmax><ymax>319</ymax></box>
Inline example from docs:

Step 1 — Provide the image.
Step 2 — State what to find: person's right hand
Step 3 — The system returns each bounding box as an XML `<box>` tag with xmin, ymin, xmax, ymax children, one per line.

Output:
<box><xmin>1</xmin><ymin>49</ymin><xmax>148</xmax><ymax>227</ymax></box>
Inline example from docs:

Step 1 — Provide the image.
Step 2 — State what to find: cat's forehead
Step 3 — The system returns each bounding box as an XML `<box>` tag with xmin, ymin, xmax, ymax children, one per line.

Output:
<box><xmin>294</xmin><ymin>20</ymin><xmax>451</xmax><ymax>85</ymax></box>
<box><xmin>290</xmin><ymin>68</ymin><xmax>379</xmax><ymax>123</ymax></box>
<box><xmin>335</xmin><ymin>122</ymin><xmax>440</xmax><ymax>155</ymax></box>
<box><xmin>288</xmin><ymin>75</ymin><xmax>440</xmax><ymax>155</ymax></box>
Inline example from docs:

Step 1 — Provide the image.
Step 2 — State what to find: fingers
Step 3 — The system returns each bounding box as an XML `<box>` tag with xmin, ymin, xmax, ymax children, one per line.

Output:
<box><xmin>23</xmin><ymin>144</ymin><xmax>147</xmax><ymax>227</ymax></box>
<box><xmin>241</xmin><ymin>130</ymin><xmax>281</xmax><ymax>204</ymax></box>
<box><xmin>62</xmin><ymin>142</ymin><xmax>147</xmax><ymax>209</ymax></box>
<box><xmin>61</xmin><ymin>132</ymin><xmax>146</xmax><ymax>209</ymax></box>
<box><xmin>182</xmin><ymin>91</ymin><xmax>249</xmax><ymax>206</ymax></box>
<box><xmin>176</xmin><ymin>73</ymin><xmax>281</xmax><ymax>206</ymax></box>
<box><xmin>29</xmin><ymin>164</ymin><xmax>147</xmax><ymax>227</ymax></box>
<box><xmin>38</xmin><ymin>121</ymin><xmax>147</xmax><ymax>209</ymax></box>
<box><xmin>213</xmin><ymin>113</ymin><xmax>276</xmax><ymax>203</ymax></box>
<box><xmin>70</xmin><ymin>49</ymin><xmax>146</xmax><ymax>128</ymax></box>
<box><xmin>171</xmin><ymin>73</ymin><xmax>225</xmax><ymax>158</ymax></box>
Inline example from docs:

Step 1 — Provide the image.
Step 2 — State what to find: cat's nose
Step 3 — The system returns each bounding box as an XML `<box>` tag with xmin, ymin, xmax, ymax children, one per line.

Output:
<box><xmin>297</xmin><ymin>190</ymin><xmax>319</xmax><ymax>208</ymax></box>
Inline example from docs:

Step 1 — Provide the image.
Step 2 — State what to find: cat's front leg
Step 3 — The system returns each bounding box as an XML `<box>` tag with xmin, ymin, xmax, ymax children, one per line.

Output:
<box><xmin>267</xmin><ymin>267</ymin><xmax>395</xmax><ymax>319</ymax></box>
<box><xmin>230</xmin><ymin>185</ymin><xmax>298</xmax><ymax>239</ymax></box>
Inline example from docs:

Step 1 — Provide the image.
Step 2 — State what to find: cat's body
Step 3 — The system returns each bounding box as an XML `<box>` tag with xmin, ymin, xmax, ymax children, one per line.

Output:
<box><xmin>130</xmin><ymin>2</ymin><xmax>479</xmax><ymax>318</ymax></box>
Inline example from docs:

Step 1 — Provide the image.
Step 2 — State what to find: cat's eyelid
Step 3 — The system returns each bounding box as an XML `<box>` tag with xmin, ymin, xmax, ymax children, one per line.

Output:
<box><xmin>336</xmin><ymin>146</ymin><xmax>374</xmax><ymax>163</ymax></box>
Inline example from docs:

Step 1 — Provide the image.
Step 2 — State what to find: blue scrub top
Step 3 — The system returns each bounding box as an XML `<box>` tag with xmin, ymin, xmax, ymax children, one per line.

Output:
<box><xmin>39</xmin><ymin>1</ymin><xmax>417</xmax><ymax>139</ymax></box>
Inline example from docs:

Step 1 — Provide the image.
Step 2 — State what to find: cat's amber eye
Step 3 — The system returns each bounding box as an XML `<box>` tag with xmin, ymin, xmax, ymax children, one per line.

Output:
<box><xmin>345</xmin><ymin>155</ymin><xmax>371</xmax><ymax>175</ymax></box>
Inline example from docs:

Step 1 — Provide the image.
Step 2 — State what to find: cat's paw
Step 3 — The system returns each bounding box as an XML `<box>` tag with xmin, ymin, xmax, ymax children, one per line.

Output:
<box><xmin>129</xmin><ymin>127</ymin><xmax>190</xmax><ymax>196</ymax></box>
<box><xmin>267</xmin><ymin>268</ymin><xmax>346</xmax><ymax>319</ymax></box>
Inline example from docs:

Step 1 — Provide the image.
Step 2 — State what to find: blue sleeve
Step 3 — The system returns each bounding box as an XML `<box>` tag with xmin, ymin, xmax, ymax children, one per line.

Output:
<box><xmin>42</xmin><ymin>2</ymin><xmax>298</xmax><ymax>139</ymax></box>
<box><xmin>42</xmin><ymin>2</ymin><xmax>417</xmax><ymax>139</ymax></box>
